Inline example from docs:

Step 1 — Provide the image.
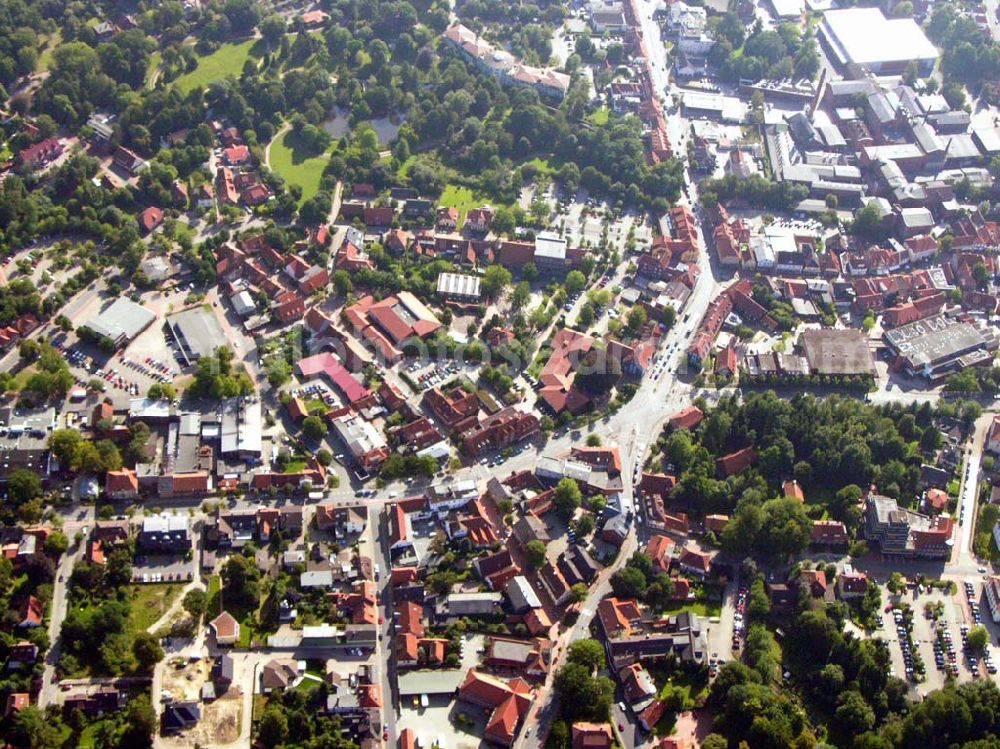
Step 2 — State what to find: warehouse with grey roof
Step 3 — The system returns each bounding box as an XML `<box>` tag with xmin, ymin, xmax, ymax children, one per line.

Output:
<box><xmin>84</xmin><ymin>298</ymin><xmax>156</xmax><ymax>348</ymax></box>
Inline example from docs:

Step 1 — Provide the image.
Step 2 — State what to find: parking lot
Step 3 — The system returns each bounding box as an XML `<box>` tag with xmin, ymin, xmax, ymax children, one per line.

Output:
<box><xmin>875</xmin><ymin>583</ymin><xmax>990</xmax><ymax>694</ymax></box>
<box><xmin>518</xmin><ymin>185</ymin><xmax>654</xmax><ymax>251</ymax></box>
<box><xmin>132</xmin><ymin>554</ymin><xmax>195</xmax><ymax>584</ymax></box>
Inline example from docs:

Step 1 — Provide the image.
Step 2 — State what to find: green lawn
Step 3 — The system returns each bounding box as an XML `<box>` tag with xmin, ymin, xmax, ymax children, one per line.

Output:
<box><xmin>587</xmin><ymin>106</ymin><xmax>610</xmax><ymax>125</ymax></box>
<box><xmin>206</xmin><ymin>574</ymin><xmax>222</xmax><ymax>616</ymax></box>
<box><xmin>661</xmin><ymin>600</ymin><xmax>722</xmax><ymax>618</ymax></box>
<box><xmin>173</xmin><ymin>39</ymin><xmax>260</xmax><ymax>93</ymax></box>
<box><xmin>267</xmin><ymin>128</ymin><xmax>331</xmax><ymax>204</ymax></box>
<box><xmin>126</xmin><ymin>583</ymin><xmax>184</xmax><ymax>634</ymax></box>
<box><xmin>396</xmin><ymin>153</ymin><xmax>418</xmax><ymax>179</ymax></box>
<box><xmin>440</xmin><ymin>184</ymin><xmax>495</xmax><ymax>229</ymax></box>
<box><xmin>37</xmin><ymin>30</ymin><xmax>62</xmax><ymax>72</ymax></box>
<box><xmin>145</xmin><ymin>50</ymin><xmax>162</xmax><ymax>90</ymax></box>
<box><xmin>78</xmin><ymin>719</ymin><xmax>115</xmax><ymax>748</ymax></box>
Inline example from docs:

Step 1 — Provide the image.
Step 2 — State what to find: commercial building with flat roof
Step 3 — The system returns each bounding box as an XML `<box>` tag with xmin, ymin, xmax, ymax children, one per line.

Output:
<box><xmin>820</xmin><ymin>8</ymin><xmax>938</xmax><ymax>76</ymax></box>
<box><xmin>85</xmin><ymin>298</ymin><xmax>156</xmax><ymax>348</ymax></box>
<box><xmin>219</xmin><ymin>397</ymin><xmax>262</xmax><ymax>458</ymax></box>
<box><xmin>883</xmin><ymin>314</ymin><xmax>996</xmax><ymax>381</ymax></box>
<box><xmin>166</xmin><ymin>307</ymin><xmax>227</xmax><ymax>365</ymax></box>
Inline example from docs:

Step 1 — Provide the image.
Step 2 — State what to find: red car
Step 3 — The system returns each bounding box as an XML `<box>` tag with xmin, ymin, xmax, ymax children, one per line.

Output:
<box><xmin>383</xmin><ymin>731</ymin><xmax>389</xmax><ymax>741</ymax></box>
<box><xmin>378</xmin><ymin>616</ymin><xmax>384</xmax><ymax>625</ymax></box>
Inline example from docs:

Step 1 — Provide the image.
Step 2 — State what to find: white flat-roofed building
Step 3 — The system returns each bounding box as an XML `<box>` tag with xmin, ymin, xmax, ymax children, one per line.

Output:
<box><xmin>230</xmin><ymin>290</ymin><xmax>256</xmax><ymax>317</ymax></box>
<box><xmin>436</xmin><ymin>272</ymin><xmax>482</xmax><ymax>302</ymax></box>
<box><xmin>219</xmin><ymin>397</ymin><xmax>262</xmax><ymax>458</ymax></box>
<box><xmin>534</xmin><ymin>231</ymin><xmax>569</xmax><ymax>274</ymax></box>
<box><xmin>820</xmin><ymin>8</ymin><xmax>938</xmax><ymax>76</ymax></box>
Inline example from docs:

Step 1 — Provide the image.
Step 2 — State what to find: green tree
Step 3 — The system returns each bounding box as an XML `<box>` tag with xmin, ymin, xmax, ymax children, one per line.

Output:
<box><xmin>553</xmin><ymin>478</ymin><xmax>582</xmax><ymax>517</ymax></box>
<box><xmin>183</xmin><ymin>589</ymin><xmax>207</xmax><ymax>619</ymax></box>
<box><xmin>524</xmin><ymin>540</ymin><xmax>547</xmax><ymax>569</ymax></box>
<box><xmin>481</xmin><ymin>265</ymin><xmax>513</xmax><ymax>298</ymax></box>
<box><xmin>7</xmin><ymin>468</ymin><xmax>42</xmax><ymax>505</ymax></box>
<box><xmin>553</xmin><ymin>662</ymin><xmax>614</xmax><ymax>722</ymax></box>
<box><xmin>332</xmin><ymin>269</ymin><xmax>353</xmax><ymax>296</ymax></box>
<box><xmin>968</xmin><ymin>624</ymin><xmax>989</xmax><ymax>651</ymax></box>
<box><xmin>132</xmin><ymin>631</ymin><xmax>164</xmax><ymax>673</ymax></box>
<box><xmin>567</xmin><ymin>639</ymin><xmax>606</xmax><ymax>671</ymax></box>
<box><xmin>834</xmin><ymin>690</ymin><xmax>876</xmax><ymax>734</ymax></box>
<box><xmin>10</xmin><ymin>706</ymin><xmax>63</xmax><ymax>749</ymax></box>
<box><xmin>44</xmin><ymin>531</ymin><xmax>69</xmax><ymax>556</ymax></box>
<box><xmin>747</xmin><ymin>577</ymin><xmax>770</xmax><ymax>620</ymax></box>
<box><xmin>222</xmin><ymin>553</ymin><xmax>261</xmax><ymax>608</ymax></box>
<box><xmin>302</xmin><ymin>415</ymin><xmax>326</xmax><ymax>441</ymax></box>
<box><xmin>259</xmin><ymin>707</ymin><xmax>289</xmax><ymax>748</ymax></box>
<box><xmin>565</xmin><ymin>270</ymin><xmax>586</xmax><ymax>295</ymax></box>
<box><xmin>119</xmin><ymin>694</ymin><xmax>157</xmax><ymax>749</ymax></box>
<box><xmin>610</xmin><ymin>566</ymin><xmax>647</xmax><ymax>599</ymax></box>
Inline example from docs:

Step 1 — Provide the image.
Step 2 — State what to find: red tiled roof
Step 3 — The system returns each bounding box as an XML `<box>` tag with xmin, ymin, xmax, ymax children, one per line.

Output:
<box><xmin>716</xmin><ymin>447</ymin><xmax>756</xmax><ymax>477</ymax></box>
<box><xmin>296</xmin><ymin>352</ymin><xmax>371</xmax><ymax>403</ymax></box>
<box><xmin>668</xmin><ymin>406</ymin><xmax>703</xmax><ymax>430</ymax></box>
<box><xmin>105</xmin><ymin>468</ymin><xmax>138</xmax><ymax>494</ymax></box>
<box><xmin>677</xmin><ymin>546</ymin><xmax>712</xmax><ymax>574</ymax></box>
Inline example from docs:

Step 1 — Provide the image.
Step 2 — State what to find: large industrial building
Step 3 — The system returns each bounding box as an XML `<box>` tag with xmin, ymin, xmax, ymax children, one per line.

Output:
<box><xmin>799</xmin><ymin>329</ymin><xmax>874</xmax><ymax>377</ymax></box>
<box><xmin>85</xmin><ymin>298</ymin><xmax>156</xmax><ymax>349</ymax></box>
<box><xmin>166</xmin><ymin>307</ymin><xmax>227</xmax><ymax>365</ymax></box>
<box><xmin>883</xmin><ymin>314</ymin><xmax>996</xmax><ymax>381</ymax></box>
<box><xmin>820</xmin><ymin>8</ymin><xmax>938</xmax><ymax>76</ymax></box>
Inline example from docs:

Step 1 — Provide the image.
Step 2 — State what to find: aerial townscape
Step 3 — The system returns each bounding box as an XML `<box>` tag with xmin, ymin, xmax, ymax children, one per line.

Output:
<box><xmin>9</xmin><ymin>0</ymin><xmax>1000</xmax><ymax>749</ymax></box>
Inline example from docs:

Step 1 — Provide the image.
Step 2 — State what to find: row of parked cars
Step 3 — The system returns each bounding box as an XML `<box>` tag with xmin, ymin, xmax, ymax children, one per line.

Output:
<box><xmin>732</xmin><ymin>582</ymin><xmax>748</xmax><ymax>650</ymax></box>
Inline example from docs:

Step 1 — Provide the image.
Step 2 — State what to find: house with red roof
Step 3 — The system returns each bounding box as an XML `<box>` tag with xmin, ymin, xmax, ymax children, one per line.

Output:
<box><xmin>705</xmin><ymin>514</ymin><xmax>730</xmax><ymax>534</ymax></box>
<box><xmin>715</xmin><ymin>447</ymin><xmax>756</xmax><ymax>477</ymax></box>
<box><xmin>105</xmin><ymin>468</ymin><xmax>139</xmax><ymax>500</ymax></box>
<box><xmin>437</xmin><ymin>207</ymin><xmax>459</xmax><ymax>229</ymax></box>
<box><xmin>465</xmin><ymin>207</ymin><xmax>494</xmax><ymax>233</ymax></box>
<box><xmin>645</xmin><ymin>534</ymin><xmax>676</xmax><ymax>572</ymax></box>
<box><xmin>836</xmin><ymin>571</ymin><xmax>868</xmax><ymax>600</ymax></box>
<box><xmin>335</xmin><ymin>242</ymin><xmax>376</xmax><ymax>273</ymax></box>
<box><xmin>273</xmin><ymin>290</ymin><xmax>306</xmax><ymax>323</ymax></box>
<box><xmin>987</xmin><ymin>414</ymin><xmax>1000</xmax><ymax>455</ymax></box>
<box><xmin>5</xmin><ymin>693</ymin><xmax>29</xmax><ymax>716</ymax></box>
<box><xmin>783</xmin><ymin>480</ymin><xmax>805</xmax><ymax>502</ymax></box>
<box><xmin>463</xmin><ymin>408</ymin><xmax>540</xmax><ymax>457</ymax></box>
<box><xmin>922</xmin><ymin>488</ymin><xmax>949</xmax><ymax>514</ymax></box>
<box><xmin>572</xmin><ymin>723</ymin><xmax>613</xmax><ymax>749</ymax></box>
<box><xmin>16</xmin><ymin>138</ymin><xmax>62</xmax><ymax>170</ymax></box>
<box><xmin>596</xmin><ymin>597</ymin><xmax>643</xmax><ymax>638</ymax></box>
<box><xmin>18</xmin><ymin>596</ymin><xmax>43</xmax><ymax>628</ymax></box>
<box><xmin>538</xmin><ymin>328</ymin><xmax>595</xmax><ymax>414</ymax></box>
<box><xmin>364</xmin><ymin>205</ymin><xmax>395</xmax><ymax>227</ymax></box>
<box><xmin>424</xmin><ymin>384</ymin><xmax>480</xmax><ymax>431</ymax></box>
<box><xmin>296</xmin><ymin>352</ymin><xmax>371</xmax><ymax>404</ymax></box>
<box><xmin>810</xmin><ymin>520</ymin><xmax>849</xmax><ymax>548</ymax></box>
<box><xmin>676</xmin><ymin>545</ymin><xmax>713</xmax><ymax>579</ymax></box>
<box><xmin>639</xmin><ymin>473</ymin><xmax>677</xmax><ymax>498</ymax></box>
<box><xmin>223</xmin><ymin>145</ymin><xmax>250</xmax><ymax>165</ymax></box>
<box><xmin>457</xmin><ymin>670</ymin><xmax>531</xmax><ymax>746</ymax></box>
<box><xmin>139</xmin><ymin>206</ymin><xmax>164</xmax><ymax>234</ymax></box>
<box><xmin>384</xmin><ymin>228</ymin><xmax>411</xmax><ymax>255</ymax></box>
<box><xmin>570</xmin><ymin>447</ymin><xmax>622</xmax><ymax>476</ymax></box>
<box><xmin>714</xmin><ymin>344</ymin><xmax>738</xmax><ymax>378</ymax></box>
